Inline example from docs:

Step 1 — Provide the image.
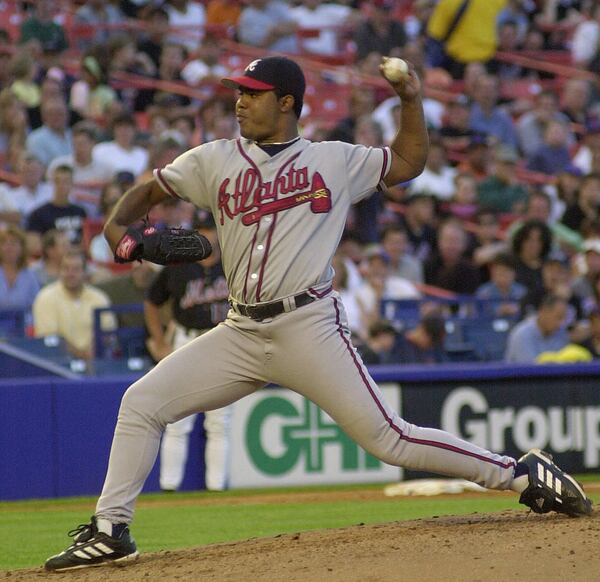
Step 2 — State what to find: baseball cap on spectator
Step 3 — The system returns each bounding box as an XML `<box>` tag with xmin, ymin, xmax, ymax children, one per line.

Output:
<box><xmin>221</xmin><ymin>57</ymin><xmax>305</xmax><ymax>118</ymax></box>
<box><xmin>495</xmin><ymin>145</ymin><xmax>519</xmax><ymax>164</ymax></box>
<box><xmin>583</xmin><ymin>239</ymin><xmax>600</xmax><ymax>254</ymax></box>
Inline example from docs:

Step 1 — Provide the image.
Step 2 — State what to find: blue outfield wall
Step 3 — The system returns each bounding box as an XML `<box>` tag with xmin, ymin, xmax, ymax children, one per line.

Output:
<box><xmin>1</xmin><ymin>362</ymin><xmax>600</xmax><ymax>500</ymax></box>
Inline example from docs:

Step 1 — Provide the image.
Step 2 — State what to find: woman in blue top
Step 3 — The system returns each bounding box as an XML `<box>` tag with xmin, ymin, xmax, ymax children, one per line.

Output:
<box><xmin>0</xmin><ymin>225</ymin><xmax>40</xmax><ymax>310</ymax></box>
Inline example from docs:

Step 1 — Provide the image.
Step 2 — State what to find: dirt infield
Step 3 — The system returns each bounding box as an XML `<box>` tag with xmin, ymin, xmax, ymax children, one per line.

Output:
<box><xmin>3</xmin><ymin>497</ymin><xmax>599</xmax><ymax>582</ymax></box>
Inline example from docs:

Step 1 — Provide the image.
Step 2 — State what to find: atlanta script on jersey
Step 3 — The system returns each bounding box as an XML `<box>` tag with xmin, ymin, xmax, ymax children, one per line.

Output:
<box><xmin>154</xmin><ymin>137</ymin><xmax>391</xmax><ymax>303</ymax></box>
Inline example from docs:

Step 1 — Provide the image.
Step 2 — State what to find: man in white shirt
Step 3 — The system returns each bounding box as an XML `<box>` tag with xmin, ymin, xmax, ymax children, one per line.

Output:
<box><xmin>3</xmin><ymin>152</ymin><xmax>53</xmax><ymax>219</ymax></box>
<box><xmin>165</xmin><ymin>0</ymin><xmax>206</xmax><ymax>51</ymax></box>
<box><xmin>408</xmin><ymin>140</ymin><xmax>456</xmax><ymax>200</ymax></box>
<box><xmin>93</xmin><ymin>114</ymin><xmax>149</xmax><ymax>178</ymax></box>
<box><xmin>290</xmin><ymin>0</ymin><xmax>353</xmax><ymax>56</ymax></box>
<box><xmin>48</xmin><ymin>121</ymin><xmax>113</xmax><ymax>217</ymax></box>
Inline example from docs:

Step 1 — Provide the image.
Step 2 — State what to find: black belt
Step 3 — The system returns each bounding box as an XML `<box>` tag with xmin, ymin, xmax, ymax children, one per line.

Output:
<box><xmin>233</xmin><ymin>291</ymin><xmax>317</xmax><ymax>321</ymax></box>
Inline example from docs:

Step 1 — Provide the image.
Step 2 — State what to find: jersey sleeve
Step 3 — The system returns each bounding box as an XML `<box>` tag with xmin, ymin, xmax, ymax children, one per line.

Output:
<box><xmin>154</xmin><ymin>145</ymin><xmax>211</xmax><ymax>208</ymax></box>
<box><xmin>343</xmin><ymin>144</ymin><xmax>391</xmax><ymax>204</ymax></box>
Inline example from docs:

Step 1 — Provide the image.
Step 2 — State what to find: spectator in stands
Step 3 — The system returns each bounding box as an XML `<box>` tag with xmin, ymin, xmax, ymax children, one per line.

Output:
<box><xmin>497</xmin><ymin>1</ymin><xmax>529</xmax><ymax>45</ymax></box>
<box><xmin>19</xmin><ymin>0</ymin><xmax>68</xmax><ymax>55</ymax></box>
<box><xmin>520</xmin><ymin>257</ymin><xmax>583</xmax><ymax>326</ymax></box>
<box><xmin>560</xmin><ymin>79</ymin><xmax>592</xmax><ymax>128</ymax></box>
<box><xmin>573</xmin><ymin>238</ymin><xmax>600</xmax><ymax>311</ymax></box>
<box><xmin>544</xmin><ymin>165</ymin><xmax>583</xmax><ymax>224</ymax></box>
<box><xmin>476</xmin><ymin>252</ymin><xmax>526</xmax><ymax>317</ymax></box>
<box><xmin>106</xmin><ymin>35</ymin><xmax>156</xmax><ymax>112</ymax></box>
<box><xmin>96</xmin><ymin>261</ymin><xmax>156</xmax><ymax>329</ymax></box>
<box><xmin>10</xmin><ymin>51</ymin><xmax>41</xmax><ymax>109</ymax></box>
<box><xmin>425</xmin><ymin>0</ymin><xmax>505</xmax><ymax>78</ymax></box>
<box><xmin>26</xmin><ymin>164</ymin><xmax>87</xmax><ymax>245</ymax></box>
<box><xmin>326</xmin><ymin>86</ymin><xmax>375</xmax><ymax>143</ymax></box>
<box><xmin>290</xmin><ymin>0</ymin><xmax>355</xmax><ymax>57</ymax></box>
<box><xmin>470</xmin><ymin>209</ymin><xmax>507</xmax><ymax>279</ymax></box>
<box><xmin>578</xmin><ymin>306</ymin><xmax>600</xmax><ymax>358</ymax></box>
<box><xmin>74</xmin><ymin>0</ymin><xmax>125</xmax><ymax>50</ymax></box>
<box><xmin>0</xmin><ymin>89</ymin><xmax>28</xmax><ymax>164</ymax></box>
<box><xmin>527</xmin><ymin>120</ymin><xmax>573</xmax><ymax>176</ymax></box>
<box><xmin>573</xmin><ymin>121</ymin><xmax>600</xmax><ymax>174</ymax></box>
<box><xmin>511</xmin><ymin>218</ymin><xmax>553</xmax><ymax>294</ymax></box>
<box><xmin>69</xmin><ymin>56</ymin><xmax>118</xmax><ymax>123</ymax></box>
<box><xmin>353</xmin><ymin>0</ymin><xmax>406</xmax><ymax>62</ymax></box>
<box><xmin>0</xmin><ymin>225</ymin><xmax>40</xmax><ymax>310</ymax></box>
<box><xmin>395</xmin><ymin>309</ymin><xmax>447</xmax><ymax>364</ymax></box>
<box><xmin>439</xmin><ymin>93</ymin><xmax>475</xmax><ymax>152</ymax></box>
<box><xmin>477</xmin><ymin>145</ymin><xmax>529</xmax><ymax>214</ymax></box>
<box><xmin>408</xmin><ymin>139</ymin><xmax>457</xmax><ymax>201</ymax></box>
<box><xmin>424</xmin><ymin>218</ymin><xmax>481</xmax><ymax>295</ymax></box>
<box><xmin>26</xmin><ymin>72</ymin><xmax>81</xmax><ymax>131</ymax></box>
<box><xmin>137</xmin><ymin>7</ymin><xmax>171</xmax><ymax>69</ymax></box>
<box><xmin>33</xmin><ymin>249</ymin><xmax>115</xmax><ymax>359</ymax></box>
<box><xmin>357</xmin><ymin>320</ymin><xmax>400</xmax><ymax>365</ymax></box>
<box><xmin>136</xmin><ymin>42</ymin><xmax>193</xmax><ymax>116</ymax></box>
<box><xmin>486</xmin><ymin>21</ymin><xmax>525</xmax><ymax>81</ymax></box>
<box><xmin>7</xmin><ymin>152</ymin><xmax>53</xmax><ymax>220</ymax></box>
<box><xmin>89</xmin><ymin>181</ymin><xmax>125</xmax><ymax>264</ymax></box>
<box><xmin>561</xmin><ymin>172</ymin><xmax>600</xmax><ymax>234</ymax></box>
<box><xmin>206</xmin><ymin>0</ymin><xmax>242</xmax><ymax>30</ymax></box>
<box><xmin>570</xmin><ymin>2</ymin><xmax>600</xmax><ymax>68</ymax></box>
<box><xmin>469</xmin><ymin>74</ymin><xmax>518</xmax><ymax>149</ymax></box>
<box><xmin>165</xmin><ymin>0</ymin><xmax>207</xmax><ymax>52</ymax></box>
<box><xmin>25</xmin><ymin>97</ymin><xmax>73</xmax><ymax>168</ymax></box>
<box><xmin>48</xmin><ymin>121</ymin><xmax>113</xmax><ymax>218</ymax></box>
<box><xmin>336</xmin><ymin>232</ymin><xmax>364</xmax><ymax>292</ymax></box>
<box><xmin>237</xmin><ymin>0</ymin><xmax>298</xmax><ymax>53</ymax></box>
<box><xmin>354</xmin><ymin>249</ymin><xmax>420</xmax><ymax>340</ymax></box>
<box><xmin>93</xmin><ymin>113</ymin><xmax>149</xmax><ymax>178</ymax></box>
<box><xmin>509</xmin><ymin>190</ymin><xmax>582</xmax><ymax>256</ymax></box>
<box><xmin>504</xmin><ymin>294</ymin><xmax>570</xmax><ymax>363</ymax></box>
<box><xmin>443</xmin><ymin>172</ymin><xmax>480</xmax><ymax>223</ymax></box>
<box><xmin>457</xmin><ymin>134</ymin><xmax>492</xmax><ymax>181</ymax></box>
<box><xmin>181</xmin><ymin>33</ymin><xmax>230</xmax><ymax>88</ymax></box>
<box><xmin>30</xmin><ymin>229</ymin><xmax>69</xmax><ymax>287</ymax></box>
<box><xmin>399</xmin><ymin>191</ymin><xmax>437</xmax><ymax>261</ymax></box>
<box><xmin>517</xmin><ymin>91</ymin><xmax>573</xmax><ymax>159</ymax></box>
<box><xmin>380</xmin><ymin>224</ymin><xmax>424</xmax><ymax>284</ymax></box>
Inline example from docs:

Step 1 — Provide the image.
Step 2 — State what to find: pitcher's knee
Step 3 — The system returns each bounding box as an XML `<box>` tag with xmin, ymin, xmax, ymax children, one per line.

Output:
<box><xmin>118</xmin><ymin>381</ymin><xmax>164</xmax><ymax>430</ymax></box>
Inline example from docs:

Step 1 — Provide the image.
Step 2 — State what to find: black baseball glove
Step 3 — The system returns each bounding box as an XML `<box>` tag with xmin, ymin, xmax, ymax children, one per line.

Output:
<box><xmin>114</xmin><ymin>223</ymin><xmax>212</xmax><ymax>265</ymax></box>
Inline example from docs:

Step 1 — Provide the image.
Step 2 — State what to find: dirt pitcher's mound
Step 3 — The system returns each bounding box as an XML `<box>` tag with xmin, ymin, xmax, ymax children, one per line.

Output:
<box><xmin>5</xmin><ymin>508</ymin><xmax>600</xmax><ymax>582</ymax></box>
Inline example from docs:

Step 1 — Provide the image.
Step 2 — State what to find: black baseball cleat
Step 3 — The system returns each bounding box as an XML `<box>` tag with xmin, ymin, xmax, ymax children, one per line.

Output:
<box><xmin>44</xmin><ymin>516</ymin><xmax>139</xmax><ymax>572</ymax></box>
<box><xmin>518</xmin><ymin>449</ymin><xmax>593</xmax><ymax>517</ymax></box>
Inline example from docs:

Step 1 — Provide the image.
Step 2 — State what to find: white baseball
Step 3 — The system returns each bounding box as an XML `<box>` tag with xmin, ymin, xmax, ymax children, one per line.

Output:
<box><xmin>382</xmin><ymin>57</ymin><xmax>409</xmax><ymax>83</ymax></box>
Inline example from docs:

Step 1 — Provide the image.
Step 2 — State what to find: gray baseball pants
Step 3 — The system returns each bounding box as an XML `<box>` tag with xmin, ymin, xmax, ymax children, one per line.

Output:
<box><xmin>96</xmin><ymin>291</ymin><xmax>517</xmax><ymax>524</ymax></box>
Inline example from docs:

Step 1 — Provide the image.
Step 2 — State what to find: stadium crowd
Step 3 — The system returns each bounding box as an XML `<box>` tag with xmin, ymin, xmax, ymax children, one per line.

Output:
<box><xmin>2</xmin><ymin>0</ymin><xmax>600</xmax><ymax>367</ymax></box>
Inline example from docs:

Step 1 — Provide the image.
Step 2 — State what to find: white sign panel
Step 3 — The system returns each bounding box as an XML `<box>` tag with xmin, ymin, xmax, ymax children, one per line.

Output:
<box><xmin>229</xmin><ymin>384</ymin><xmax>402</xmax><ymax>488</ymax></box>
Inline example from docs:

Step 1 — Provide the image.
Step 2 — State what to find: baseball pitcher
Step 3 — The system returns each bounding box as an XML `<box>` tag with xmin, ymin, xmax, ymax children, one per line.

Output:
<box><xmin>45</xmin><ymin>56</ymin><xmax>592</xmax><ymax>571</ymax></box>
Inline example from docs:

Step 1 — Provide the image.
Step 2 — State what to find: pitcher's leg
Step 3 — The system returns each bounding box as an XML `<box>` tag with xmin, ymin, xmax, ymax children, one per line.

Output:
<box><xmin>271</xmin><ymin>296</ymin><xmax>517</xmax><ymax>490</ymax></box>
<box><xmin>96</xmin><ymin>324</ymin><xmax>264</xmax><ymax>523</ymax></box>
<box><xmin>159</xmin><ymin>414</ymin><xmax>197</xmax><ymax>491</ymax></box>
<box><xmin>203</xmin><ymin>406</ymin><xmax>232</xmax><ymax>491</ymax></box>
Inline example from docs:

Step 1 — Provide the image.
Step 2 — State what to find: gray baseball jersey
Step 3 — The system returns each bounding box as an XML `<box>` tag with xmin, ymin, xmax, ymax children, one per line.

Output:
<box><xmin>95</xmin><ymin>136</ymin><xmax>518</xmax><ymax>525</ymax></box>
<box><xmin>154</xmin><ymin>137</ymin><xmax>389</xmax><ymax>303</ymax></box>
